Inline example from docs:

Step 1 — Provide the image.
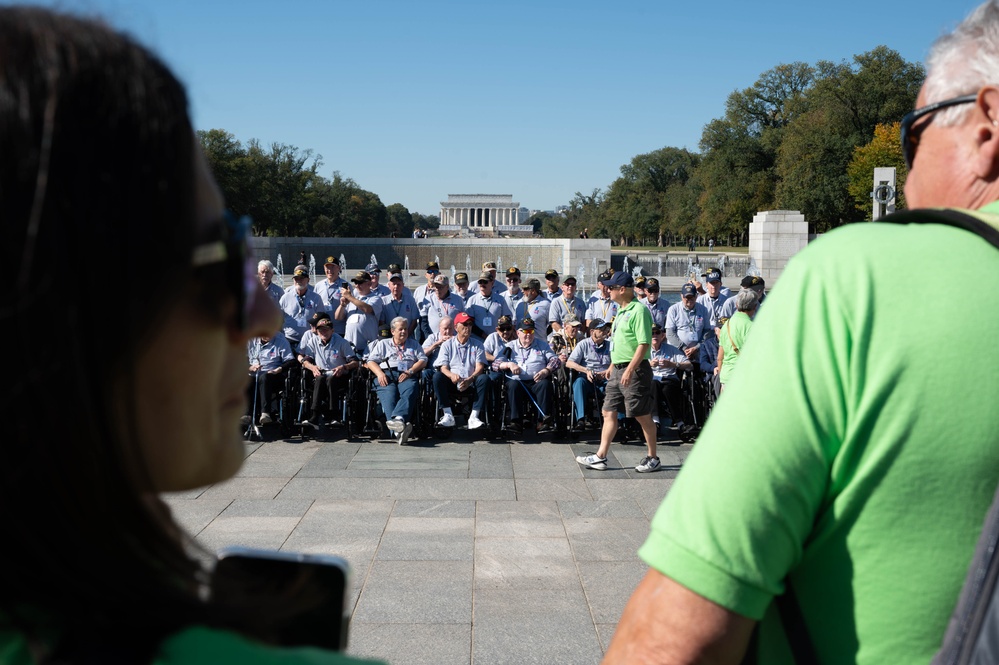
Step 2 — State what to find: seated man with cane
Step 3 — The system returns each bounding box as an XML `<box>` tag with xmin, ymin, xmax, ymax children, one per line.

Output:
<box><xmin>433</xmin><ymin>312</ymin><xmax>488</xmax><ymax>430</ymax></box>
<box><xmin>298</xmin><ymin>311</ymin><xmax>359</xmax><ymax>429</ymax></box>
<box><xmin>365</xmin><ymin>316</ymin><xmax>428</xmax><ymax>445</ymax></box>
<box><xmin>565</xmin><ymin>318</ymin><xmax>613</xmax><ymax>430</ymax></box>
<box><xmin>493</xmin><ymin>317</ymin><xmax>559</xmax><ymax>435</ymax></box>
<box><xmin>244</xmin><ymin>331</ymin><xmax>296</xmax><ymax>427</ymax></box>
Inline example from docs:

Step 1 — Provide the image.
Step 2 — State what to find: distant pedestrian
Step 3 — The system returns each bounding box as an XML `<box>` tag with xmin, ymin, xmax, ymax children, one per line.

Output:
<box><xmin>579</xmin><ymin>228</ymin><xmax>589</xmax><ymax>239</ymax></box>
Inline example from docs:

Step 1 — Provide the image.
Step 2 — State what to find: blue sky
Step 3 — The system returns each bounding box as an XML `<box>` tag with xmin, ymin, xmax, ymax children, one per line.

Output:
<box><xmin>15</xmin><ymin>0</ymin><xmax>984</xmax><ymax>214</ymax></box>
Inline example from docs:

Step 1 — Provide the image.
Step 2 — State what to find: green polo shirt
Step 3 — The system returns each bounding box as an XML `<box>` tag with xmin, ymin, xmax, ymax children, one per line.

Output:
<box><xmin>609</xmin><ymin>298</ymin><xmax>652</xmax><ymax>365</ymax></box>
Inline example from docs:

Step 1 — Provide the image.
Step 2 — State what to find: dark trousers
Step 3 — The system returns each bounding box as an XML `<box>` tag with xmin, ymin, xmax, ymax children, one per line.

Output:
<box><xmin>433</xmin><ymin>371</ymin><xmax>488</xmax><ymax>413</ymax></box>
<box><xmin>309</xmin><ymin>371</ymin><xmax>350</xmax><ymax>418</ymax></box>
<box><xmin>505</xmin><ymin>376</ymin><xmax>552</xmax><ymax>423</ymax></box>
<box><xmin>246</xmin><ymin>371</ymin><xmax>286</xmax><ymax>416</ymax></box>
<box><xmin>654</xmin><ymin>376</ymin><xmax>686</xmax><ymax>424</ymax></box>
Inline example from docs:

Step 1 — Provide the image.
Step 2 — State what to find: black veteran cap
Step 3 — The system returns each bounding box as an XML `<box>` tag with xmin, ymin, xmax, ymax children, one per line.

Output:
<box><xmin>545</xmin><ymin>269</ymin><xmax>559</xmax><ymax>279</ymax></box>
<box><xmin>741</xmin><ymin>275</ymin><xmax>765</xmax><ymax>289</ymax></box>
<box><xmin>518</xmin><ymin>317</ymin><xmax>536</xmax><ymax>331</ymax></box>
<box><xmin>426</xmin><ymin>261</ymin><xmax>440</xmax><ymax>272</ymax></box>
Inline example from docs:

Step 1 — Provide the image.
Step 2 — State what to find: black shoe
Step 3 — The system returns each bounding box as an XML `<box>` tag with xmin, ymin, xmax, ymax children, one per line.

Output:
<box><xmin>573</xmin><ymin>418</ymin><xmax>587</xmax><ymax>432</ymax></box>
<box><xmin>506</xmin><ymin>422</ymin><xmax>523</xmax><ymax>436</ymax></box>
<box><xmin>537</xmin><ymin>418</ymin><xmax>555</xmax><ymax>435</ymax></box>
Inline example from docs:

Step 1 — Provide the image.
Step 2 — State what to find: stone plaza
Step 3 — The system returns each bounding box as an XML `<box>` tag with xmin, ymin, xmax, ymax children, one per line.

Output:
<box><xmin>164</xmin><ymin>429</ymin><xmax>692</xmax><ymax>665</ymax></box>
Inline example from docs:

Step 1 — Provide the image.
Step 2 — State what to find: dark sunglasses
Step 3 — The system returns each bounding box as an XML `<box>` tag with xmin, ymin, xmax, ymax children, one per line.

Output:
<box><xmin>498</xmin><ymin>325</ymin><xmax>513</xmax><ymax>332</ymax></box>
<box><xmin>900</xmin><ymin>94</ymin><xmax>977</xmax><ymax>169</ymax></box>
<box><xmin>191</xmin><ymin>210</ymin><xmax>256</xmax><ymax>331</ymax></box>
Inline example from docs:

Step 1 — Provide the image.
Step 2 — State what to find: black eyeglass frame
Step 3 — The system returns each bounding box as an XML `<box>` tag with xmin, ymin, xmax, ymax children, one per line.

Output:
<box><xmin>900</xmin><ymin>94</ymin><xmax>978</xmax><ymax>169</ymax></box>
<box><xmin>191</xmin><ymin>210</ymin><xmax>254</xmax><ymax>331</ymax></box>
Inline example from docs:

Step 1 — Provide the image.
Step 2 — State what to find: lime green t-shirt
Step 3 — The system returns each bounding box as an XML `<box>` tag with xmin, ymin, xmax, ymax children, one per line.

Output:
<box><xmin>718</xmin><ymin>310</ymin><xmax>752</xmax><ymax>385</ymax></box>
<box><xmin>639</xmin><ymin>208</ymin><xmax>999</xmax><ymax>664</ymax></box>
<box><xmin>609</xmin><ymin>298</ymin><xmax>652</xmax><ymax>365</ymax></box>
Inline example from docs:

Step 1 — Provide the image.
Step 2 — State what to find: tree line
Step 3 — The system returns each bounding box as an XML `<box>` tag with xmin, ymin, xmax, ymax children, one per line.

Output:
<box><xmin>534</xmin><ymin>45</ymin><xmax>920</xmax><ymax>245</ymax></box>
<box><xmin>201</xmin><ymin>45</ymin><xmax>920</xmax><ymax>245</ymax></box>
<box><xmin>198</xmin><ymin>129</ymin><xmax>439</xmax><ymax>238</ymax></box>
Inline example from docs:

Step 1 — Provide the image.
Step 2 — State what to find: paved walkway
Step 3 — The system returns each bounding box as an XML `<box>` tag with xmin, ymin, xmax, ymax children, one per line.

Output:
<box><xmin>164</xmin><ymin>427</ymin><xmax>691</xmax><ymax>665</ymax></box>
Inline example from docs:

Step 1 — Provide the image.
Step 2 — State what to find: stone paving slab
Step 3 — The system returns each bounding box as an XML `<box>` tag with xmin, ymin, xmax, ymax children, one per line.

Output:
<box><xmin>163</xmin><ymin>436</ymin><xmax>692</xmax><ymax>664</ymax></box>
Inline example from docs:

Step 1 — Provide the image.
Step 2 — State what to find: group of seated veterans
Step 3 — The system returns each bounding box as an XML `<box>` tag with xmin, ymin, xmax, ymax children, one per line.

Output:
<box><xmin>245</xmin><ymin>260</ymin><xmax>766</xmax><ymax>444</ymax></box>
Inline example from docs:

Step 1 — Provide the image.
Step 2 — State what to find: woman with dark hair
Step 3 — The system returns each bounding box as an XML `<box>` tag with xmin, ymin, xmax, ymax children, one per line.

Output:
<box><xmin>0</xmin><ymin>7</ymin><xmax>382</xmax><ymax>663</ymax></box>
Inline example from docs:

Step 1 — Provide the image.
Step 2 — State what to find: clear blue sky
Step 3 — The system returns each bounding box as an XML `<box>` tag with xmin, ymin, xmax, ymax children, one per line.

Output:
<box><xmin>13</xmin><ymin>0</ymin><xmax>984</xmax><ymax>214</ymax></box>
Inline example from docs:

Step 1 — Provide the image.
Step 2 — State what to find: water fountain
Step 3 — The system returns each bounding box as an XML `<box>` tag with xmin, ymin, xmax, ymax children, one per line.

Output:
<box><xmin>404</xmin><ymin>255</ymin><xmax>410</xmax><ymax>272</ymax></box>
<box><xmin>657</xmin><ymin>255</ymin><xmax>663</xmax><ymax>277</ymax></box>
<box><xmin>497</xmin><ymin>256</ymin><xmax>503</xmax><ymax>273</ymax></box>
<box><xmin>308</xmin><ymin>255</ymin><xmax>317</xmax><ymax>282</ymax></box>
<box><xmin>622</xmin><ymin>256</ymin><xmax>629</xmax><ymax>274</ymax></box>
<box><xmin>466</xmin><ymin>254</ymin><xmax>472</xmax><ymax>273</ymax></box>
<box><xmin>591</xmin><ymin>257</ymin><xmax>597</xmax><ymax>279</ymax></box>
<box><xmin>339</xmin><ymin>253</ymin><xmax>347</xmax><ymax>271</ymax></box>
<box><xmin>577</xmin><ymin>263</ymin><xmax>586</xmax><ymax>291</ymax></box>
<box><xmin>450</xmin><ymin>265</ymin><xmax>457</xmax><ymax>283</ymax></box>
<box><xmin>275</xmin><ymin>254</ymin><xmax>285</xmax><ymax>287</ymax></box>
<box><xmin>526</xmin><ymin>256</ymin><xmax>533</xmax><ymax>278</ymax></box>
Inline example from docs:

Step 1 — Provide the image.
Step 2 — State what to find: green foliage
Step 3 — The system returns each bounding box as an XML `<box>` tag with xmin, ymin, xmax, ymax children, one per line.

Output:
<box><xmin>846</xmin><ymin>122</ymin><xmax>908</xmax><ymax>218</ymax></box>
<box><xmin>197</xmin><ymin>130</ymin><xmax>389</xmax><ymax>238</ymax></box>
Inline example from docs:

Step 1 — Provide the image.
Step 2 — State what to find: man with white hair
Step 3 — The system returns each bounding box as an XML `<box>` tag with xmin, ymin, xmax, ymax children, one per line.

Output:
<box><xmin>606</xmin><ymin>3</ymin><xmax>999</xmax><ymax>662</ymax></box>
<box><xmin>257</xmin><ymin>260</ymin><xmax>283</xmax><ymax>304</ymax></box>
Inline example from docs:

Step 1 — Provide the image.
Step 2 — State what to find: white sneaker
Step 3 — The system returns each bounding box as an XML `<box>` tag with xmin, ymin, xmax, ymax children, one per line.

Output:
<box><xmin>575</xmin><ymin>453</ymin><xmax>608</xmax><ymax>470</ymax></box>
<box><xmin>259</xmin><ymin>412</ymin><xmax>273</xmax><ymax>425</ymax></box>
<box><xmin>386</xmin><ymin>416</ymin><xmax>404</xmax><ymax>434</ymax></box>
<box><xmin>467</xmin><ymin>415</ymin><xmax>485</xmax><ymax>430</ymax></box>
<box><xmin>636</xmin><ymin>456</ymin><xmax>661</xmax><ymax>473</ymax></box>
<box><xmin>437</xmin><ymin>413</ymin><xmax>456</xmax><ymax>427</ymax></box>
<box><xmin>398</xmin><ymin>422</ymin><xmax>414</xmax><ymax>446</ymax></box>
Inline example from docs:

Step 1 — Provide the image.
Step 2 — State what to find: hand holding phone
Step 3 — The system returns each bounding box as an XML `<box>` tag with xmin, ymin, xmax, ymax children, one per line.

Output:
<box><xmin>211</xmin><ymin>546</ymin><xmax>351</xmax><ymax>651</ymax></box>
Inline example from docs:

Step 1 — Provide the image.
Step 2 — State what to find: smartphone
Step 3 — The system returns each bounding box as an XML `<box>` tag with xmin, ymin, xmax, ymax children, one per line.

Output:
<box><xmin>211</xmin><ymin>546</ymin><xmax>351</xmax><ymax>651</ymax></box>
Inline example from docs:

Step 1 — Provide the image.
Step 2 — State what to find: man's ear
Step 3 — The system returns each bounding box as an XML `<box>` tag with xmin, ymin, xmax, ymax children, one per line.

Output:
<box><xmin>973</xmin><ymin>86</ymin><xmax>999</xmax><ymax>179</ymax></box>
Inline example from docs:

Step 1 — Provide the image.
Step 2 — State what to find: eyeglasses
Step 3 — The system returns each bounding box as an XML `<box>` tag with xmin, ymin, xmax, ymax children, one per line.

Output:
<box><xmin>900</xmin><ymin>94</ymin><xmax>977</xmax><ymax>169</ymax></box>
<box><xmin>191</xmin><ymin>210</ymin><xmax>255</xmax><ymax>331</ymax></box>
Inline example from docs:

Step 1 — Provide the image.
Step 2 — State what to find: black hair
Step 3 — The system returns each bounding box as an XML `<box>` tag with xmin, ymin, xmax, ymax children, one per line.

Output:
<box><xmin>0</xmin><ymin>7</ymin><xmax>255</xmax><ymax>661</ymax></box>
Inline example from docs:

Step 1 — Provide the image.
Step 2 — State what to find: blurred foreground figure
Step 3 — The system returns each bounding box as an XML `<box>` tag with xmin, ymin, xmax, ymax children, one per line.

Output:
<box><xmin>1</xmin><ymin>7</ymin><xmax>382</xmax><ymax>663</ymax></box>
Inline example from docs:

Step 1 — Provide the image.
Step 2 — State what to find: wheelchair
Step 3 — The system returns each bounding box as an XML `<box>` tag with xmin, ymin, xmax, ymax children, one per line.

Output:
<box><xmin>423</xmin><ymin>368</ymin><xmax>495</xmax><ymax>439</ymax></box>
<box><xmin>359</xmin><ymin>365</ymin><xmax>429</xmax><ymax>442</ymax></box>
<box><xmin>243</xmin><ymin>367</ymin><xmax>298</xmax><ymax>441</ymax></box>
<box><xmin>671</xmin><ymin>369</ymin><xmax>715</xmax><ymax>443</ymax></box>
<box><xmin>290</xmin><ymin>366</ymin><xmax>363</xmax><ymax>441</ymax></box>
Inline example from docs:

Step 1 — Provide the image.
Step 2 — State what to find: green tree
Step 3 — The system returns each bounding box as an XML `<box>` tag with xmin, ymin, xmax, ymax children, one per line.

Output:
<box><xmin>846</xmin><ymin>122</ymin><xmax>907</xmax><ymax>218</ymax></box>
<box><xmin>386</xmin><ymin>203</ymin><xmax>414</xmax><ymax>238</ymax></box>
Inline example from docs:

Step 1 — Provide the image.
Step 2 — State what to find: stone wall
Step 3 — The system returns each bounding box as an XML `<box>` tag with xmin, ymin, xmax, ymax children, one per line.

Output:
<box><xmin>748</xmin><ymin>210</ymin><xmax>809</xmax><ymax>284</ymax></box>
<box><xmin>250</xmin><ymin>237</ymin><xmax>612</xmax><ymax>292</ymax></box>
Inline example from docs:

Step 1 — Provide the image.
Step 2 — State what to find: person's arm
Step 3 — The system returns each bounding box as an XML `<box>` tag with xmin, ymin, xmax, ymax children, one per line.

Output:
<box><xmin>715</xmin><ymin>343</ymin><xmax>725</xmax><ymax>376</ymax></box>
<box><xmin>603</xmin><ymin>568</ymin><xmax>755</xmax><ymax>665</ymax></box>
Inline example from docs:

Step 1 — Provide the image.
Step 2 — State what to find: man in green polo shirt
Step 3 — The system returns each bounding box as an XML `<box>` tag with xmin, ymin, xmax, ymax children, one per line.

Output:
<box><xmin>575</xmin><ymin>270</ymin><xmax>660</xmax><ymax>473</ymax></box>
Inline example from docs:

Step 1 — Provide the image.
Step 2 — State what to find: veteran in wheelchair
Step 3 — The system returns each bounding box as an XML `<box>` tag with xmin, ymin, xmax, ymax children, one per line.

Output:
<box><xmin>432</xmin><ymin>312</ymin><xmax>488</xmax><ymax>431</ymax></box>
<box><xmin>297</xmin><ymin>311</ymin><xmax>360</xmax><ymax>430</ymax></box>
<box><xmin>365</xmin><ymin>316</ymin><xmax>428</xmax><ymax>445</ymax></box>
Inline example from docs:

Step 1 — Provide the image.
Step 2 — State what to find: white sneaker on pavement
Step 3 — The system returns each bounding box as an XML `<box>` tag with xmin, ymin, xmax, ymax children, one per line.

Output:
<box><xmin>575</xmin><ymin>453</ymin><xmax>608</xmax><ymax>470</ymax></box>
<box><xmin>386</xmin><ymin>416</ymin><xmax>404</xmax><ymax>434</ymax></box>
<box><xmin>635</xmin><ymin>456</ymin><xmax>661</xmax><ymax>473</ymax></box>
<box><xmin>437</xmin><ymin>413</ymin><xmax>456</xmax><ymax>427</ymax></box>
<box><xmin>467</xmin><ymin>414</ymin><xmax>485</xmax><ymax>430</ymax></box>
<box><xmin>398</xmin><ymin>422</ymin><xmax>414</xmax><ymax>446</ymax></box>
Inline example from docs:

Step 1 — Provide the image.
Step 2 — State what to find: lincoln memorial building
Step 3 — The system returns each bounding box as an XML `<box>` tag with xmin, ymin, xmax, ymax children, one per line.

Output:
<box><xmin>439</xmin><ymin>194</ymin><xmax>535</xmax><ymax>237</ymax></box>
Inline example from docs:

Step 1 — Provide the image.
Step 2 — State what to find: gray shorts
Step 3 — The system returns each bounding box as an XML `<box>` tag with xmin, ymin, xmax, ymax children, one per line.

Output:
<box><xmin>603</xmin><ymin>360</ymin><xmax>654</xmax><ymax>417</ymax></box>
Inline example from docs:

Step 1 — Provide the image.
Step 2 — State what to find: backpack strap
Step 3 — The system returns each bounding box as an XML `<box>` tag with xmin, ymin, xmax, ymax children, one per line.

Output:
<box><xmin>882</xmin><ymin>208</ymin><xmax>999</xmax><ymax>251</ymax></box>
<box><xmin>932</xmin><ymin>484</ymin><xmax>999</xmax><ymax>665</ymax></box>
